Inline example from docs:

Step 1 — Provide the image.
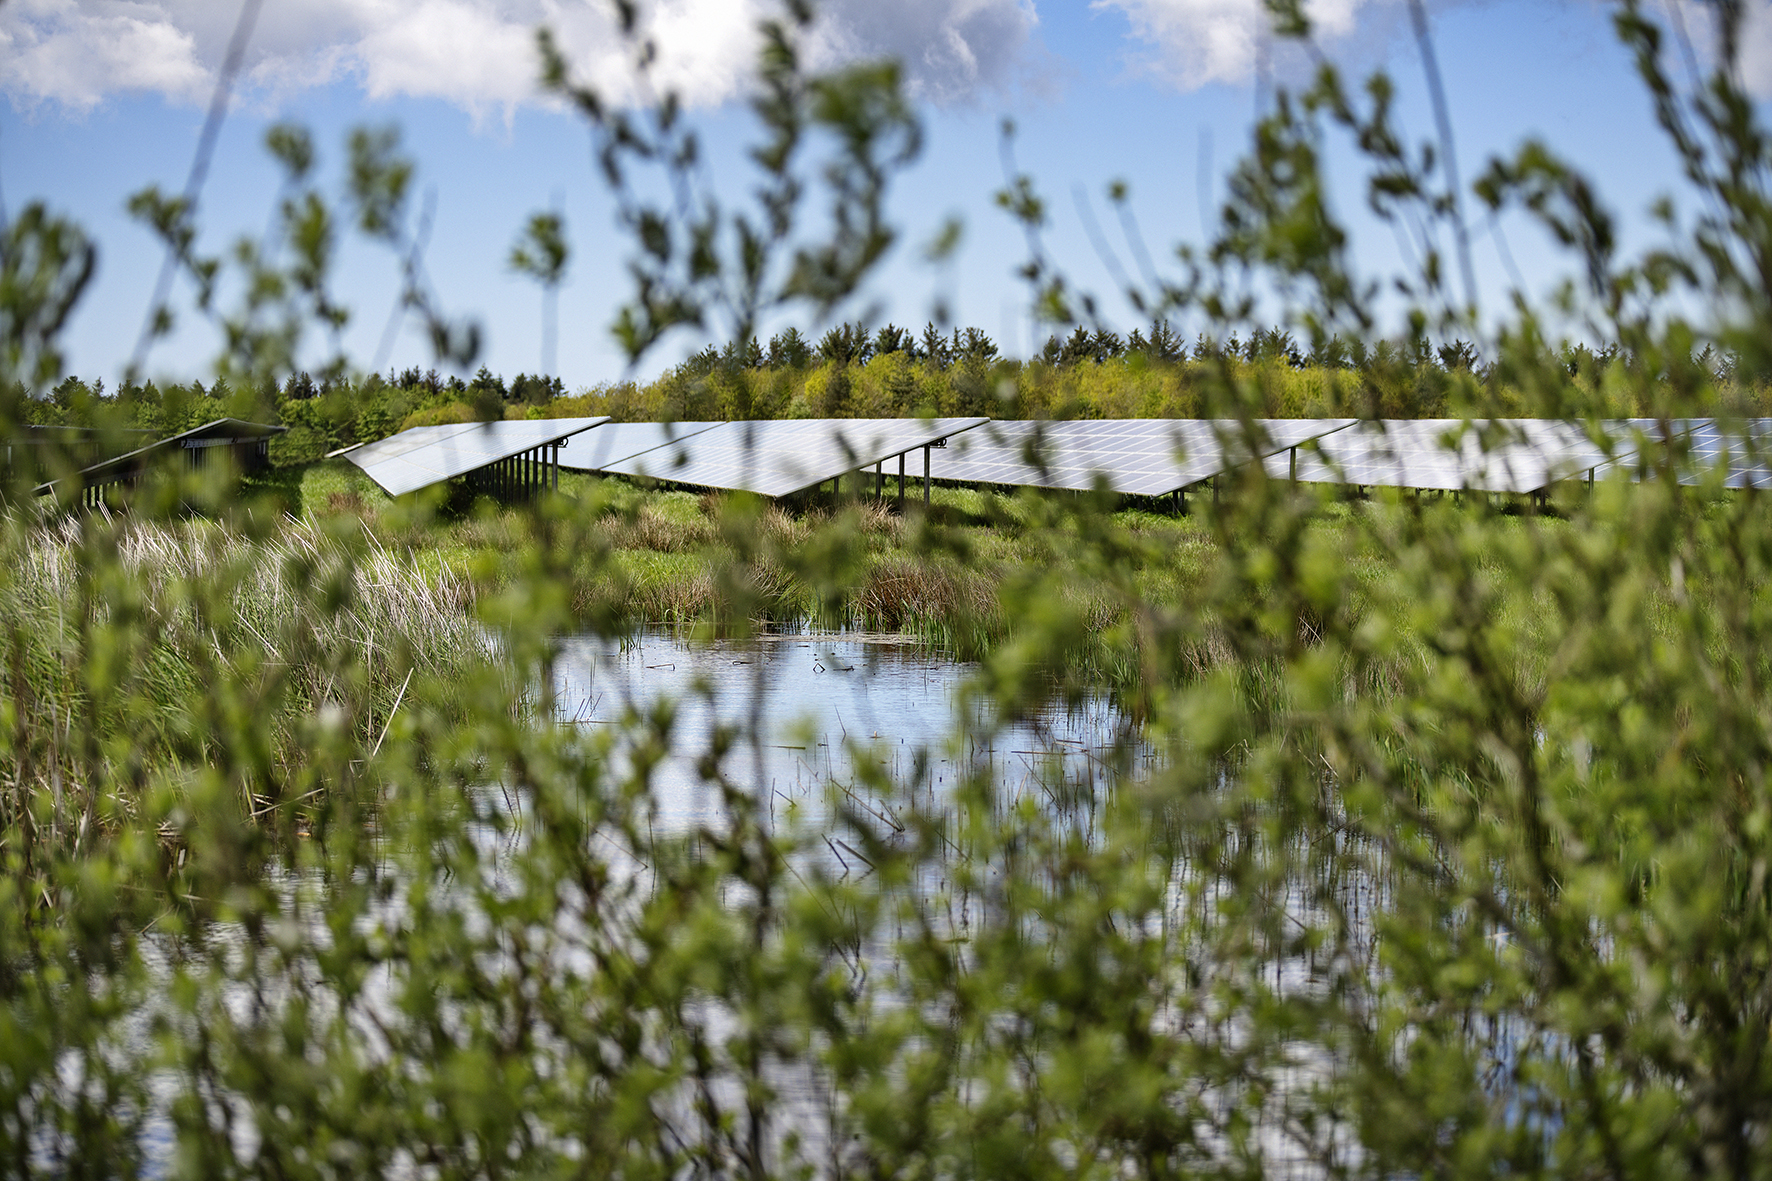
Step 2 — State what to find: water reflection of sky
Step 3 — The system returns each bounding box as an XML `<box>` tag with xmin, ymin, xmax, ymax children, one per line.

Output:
<box><xmin>553</xmin><ymin>630</ymin><xmax>1129</xmax><ymax>832</ymax></box>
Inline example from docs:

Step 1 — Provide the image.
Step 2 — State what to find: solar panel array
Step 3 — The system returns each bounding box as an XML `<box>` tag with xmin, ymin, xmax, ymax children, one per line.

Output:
<box><xmin>558</xmin><ymin>421</ymin><xmax>726</xmax><ymax>473</ymax></box>
<box><xmin>1261</xmin><ymin>419</ymin><xmax>1626</xmax><ymax>494</ymax></box>
<box><xmin>344</xmin><ymin>417</ymin><xmax>608</xmax><ymax>496</ymax></box>
<box><xmin>930</xmin><ymin>418</ymin><xmax>1356</xmax><ymax>495</ymax></box>
<box><xmin>597</xmin><ymin>418</ymin><xmax>990</xmax><ymax>497</ymax></box>
<box><xmin>337</xmin><ymin>415</ymin><xmax>1772</xmax><ymax>501</ymax></box>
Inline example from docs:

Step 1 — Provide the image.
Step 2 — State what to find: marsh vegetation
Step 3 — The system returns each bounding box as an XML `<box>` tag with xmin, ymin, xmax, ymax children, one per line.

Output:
<box><xmin>7</xmin><ymin>0</ymin><xmax>1772</xmax><ymax>1174</ymax></box>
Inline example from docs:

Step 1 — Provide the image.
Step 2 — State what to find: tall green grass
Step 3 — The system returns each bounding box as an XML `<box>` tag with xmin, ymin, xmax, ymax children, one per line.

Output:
<box><xmin>0</xmin><ymin>509</ymin><xmax>498</xmax><ymax>845</ymax></box>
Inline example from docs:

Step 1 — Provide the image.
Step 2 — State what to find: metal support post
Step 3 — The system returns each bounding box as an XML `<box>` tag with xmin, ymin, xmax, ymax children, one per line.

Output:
<box><xmin>897</xmin><ymin>452</ymin><xmax>905</xmax><ymax>511</ymax></box>
<box><xmin>1289</xmin><ymin>447</ymin><xmax>1297</xmax><ymax>483</ymax></box>
<box><xmin>923</xmin><ymin>445</ymin><xmax>931</xmax><ymax>507</ymax></box>
<box><xmin>875</xmin><ymin>459</ymin><xmax>883</xmax><ymax>500</ymax></box>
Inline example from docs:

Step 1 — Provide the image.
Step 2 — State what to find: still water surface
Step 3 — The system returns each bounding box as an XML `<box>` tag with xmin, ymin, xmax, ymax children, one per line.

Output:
<box><xmin>553</xmin><ymin>628</ymin><xmax>1133</xmax><ymax>831</ymax></box>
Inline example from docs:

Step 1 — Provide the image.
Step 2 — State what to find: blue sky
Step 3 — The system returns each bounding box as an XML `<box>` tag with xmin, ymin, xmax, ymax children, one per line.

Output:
<box><xmin>0</xmin><ymin>0</ymin><xmax>1738</xmax><ymax>391</ymax></box>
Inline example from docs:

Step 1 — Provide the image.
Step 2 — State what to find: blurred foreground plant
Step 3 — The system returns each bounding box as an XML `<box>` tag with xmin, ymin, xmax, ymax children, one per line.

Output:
<box><xmin>3</xmin><ymin>0</ymin><xmax>1772</xmax><ymax>1177</ymax></box>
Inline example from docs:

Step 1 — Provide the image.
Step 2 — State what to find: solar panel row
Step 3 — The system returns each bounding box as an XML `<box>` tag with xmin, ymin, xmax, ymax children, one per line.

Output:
<box><xmin>1268</xmin><ymin>418</ymin><xmax>1772</xmax><ymax>493</ymax></box>
<box><xmin>339</xmin><ymin>415</ymin><xmax>1772</xmax><ymax>501</ymax></box>
<box><xmin>344</xmin><ymin>417</ymin><xmax>608</xmax><ymax>497</ymax></box>
<box><xmin>929</xmin><ymin>418</ymin><xmax>1356</xmax><ymax>495</ymax></box>
<box><xmin>1260</xmin><ymin>419</ymin><xmax>1617</xmax><ymax>494</ymax></box>
<box><xmin>934</xmin><ymin>418</ymin><xmax>1755</xmax><ymax>497</ymax></box>
<box><xmin>596</xmin><ymin>418</ymin><xmax>990</xmax><ymax>498</ymax></box>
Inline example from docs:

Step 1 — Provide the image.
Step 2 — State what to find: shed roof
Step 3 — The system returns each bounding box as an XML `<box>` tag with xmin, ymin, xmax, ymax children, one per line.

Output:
<box><xmin>34</xmin><ymin>418</ymin><xmax>288</xmax><ymax>496</ymax></box>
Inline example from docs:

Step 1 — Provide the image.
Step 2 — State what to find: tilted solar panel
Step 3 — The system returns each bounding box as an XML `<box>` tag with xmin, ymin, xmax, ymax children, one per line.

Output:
<box><xmin>1267</xmin><ymin>419</ymin><xmax>1614</xmax><ymax>494</ymax></box>
<box><xmin>929</xmin><ymin>419</ymin><xmax>1356</xmax><ymax>495</ymax></box>
<box><xmin>1680</xmin><ymin>419</ymin><xmax>1772</xmax><ymax>488</ymax></box>
<box><xmin>557</xmin><ymin>421</ymin><xmax>726</xmax><ymax>473</ymax></box>
<box><xmin>600</xmin><ymin>418</ymin><xmax>990</xmax><ymax>497</ymax></box>
<box><xmin>1583</xmin><ymin>418</ymin><xmax>1694</xmax><ymax>481</ymax></box>
<box><xmin>345</xmin><ymin>417</ymin><xmax>609</xmax><ymax>496</ymax></box>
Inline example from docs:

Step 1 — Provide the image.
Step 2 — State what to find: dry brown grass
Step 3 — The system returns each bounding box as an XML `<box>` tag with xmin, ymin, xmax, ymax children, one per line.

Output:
<box><xmin>856</xmin><ymin>556</ymin><xmax>993</xmax><ymax>630</ymax></box>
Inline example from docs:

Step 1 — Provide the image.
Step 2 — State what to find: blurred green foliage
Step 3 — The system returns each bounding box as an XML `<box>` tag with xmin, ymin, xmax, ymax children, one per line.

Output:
<box><xmin>1</xmin><ymin>1</ymin><xmax>1772</xmax><ymax>1177</ymax></box>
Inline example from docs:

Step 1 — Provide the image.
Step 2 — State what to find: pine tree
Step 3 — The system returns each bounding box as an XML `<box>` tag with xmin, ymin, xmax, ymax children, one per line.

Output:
<box><xmin>921</xmin><ymin>322</ymin><xmax>951</xmax><ymax>369</ymax></box>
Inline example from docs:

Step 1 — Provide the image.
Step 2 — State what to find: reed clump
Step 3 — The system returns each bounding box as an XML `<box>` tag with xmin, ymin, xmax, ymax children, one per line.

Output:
<box><xmin>0</xmin><ymin>510</ymin><xmax>497</xmax><ymax>847</ymax></box>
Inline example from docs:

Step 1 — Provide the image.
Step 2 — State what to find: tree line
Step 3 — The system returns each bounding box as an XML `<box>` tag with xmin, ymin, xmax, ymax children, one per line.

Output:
<box><xmin>680</xmin><ymin>319</ymin><xmax>1500</xmax><ymax>375</ymax></box>
<box><xmin>28</xmin><ymin>331</ymin><xmax>1750</xmax><ymax>470</ymax></box>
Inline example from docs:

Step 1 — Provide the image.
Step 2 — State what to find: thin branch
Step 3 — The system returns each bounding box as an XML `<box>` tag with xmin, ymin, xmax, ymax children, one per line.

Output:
<box><xmin>1071</xmin><ymin>184</ymin><xmax>1138</xmax><ymax>316</ymax></box>
<box><xmin>126</xmin><ymin>0</ymin><xmax>265</xmax><ymax>381</ymax></box>
<box><xmin>1407</xmin><ymin>0</ymin><xmax>1478</xmax><ymax>319</ymax></box>
<box><xmin>0</xmin><ymin>122</ymin><xmax>10</xmax><ymax>238</ymax></box>
<box><xmin>372</xmin><ymin>187</ymin><xmax>438</xmax><ymax>375</ymax></box>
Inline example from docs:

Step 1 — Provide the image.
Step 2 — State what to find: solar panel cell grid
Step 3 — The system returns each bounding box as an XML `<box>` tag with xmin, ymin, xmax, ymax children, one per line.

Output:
<box><xmin>1681</xmin><ymin>419</ymin><xmax>1772</xmax><ymax>487</ymax></box>
<box><xmin>346</xmin><ymin>417</ymin><xmax>609</xmax><ymax>496</ymax></box>
<box><xmin>601</xmin><ymin>418</ymin><xmax>989</xmax><ymax>497</ymax></box>
<box><xmin>558</xmin><ymin>421</ymin><xmax>726</xmax><ymax>472</ymax></box>
<box><xmin>1581</xmin><ymin>418</ymin><xmax>1692</xmax><ymax>481</ymax></box>
<box><xmin>1269</xmin><ymin>419</ymin><xmax>1613</xmax><ymax>493</ymax></box>
<box><xmin>930</xmin><ymin>419</ymin><xmax>1356</xmax><ymax>496</ymax></box>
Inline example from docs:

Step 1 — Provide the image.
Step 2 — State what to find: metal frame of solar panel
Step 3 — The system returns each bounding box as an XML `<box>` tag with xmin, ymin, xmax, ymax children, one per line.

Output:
<box><xmin>598</xmin><ymin>418</ymin><xmax>990</xmax><ymax>499</ymax></box>
<box><xmin>1267</xmin><ymin>419</ymin><xmax>1618</xmax><ymax>494</ymax></box>
<box><xmin>556</xmin><ymin>421</ymin><xmax>727</xmax><ymax>474</ymax></box>
<box><xmin>344</xmin><ymin>417</ymin><xmax>609</xmax><ymax>497</ymax></box>
<box><xmin>929</xmin><ymin>419</ymin><xmax>1357</xmax><ymax>495</ymax></box>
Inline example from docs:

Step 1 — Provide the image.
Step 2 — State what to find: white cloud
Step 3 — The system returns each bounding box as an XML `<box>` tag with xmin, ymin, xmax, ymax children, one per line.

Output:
<box><xmin>1093</xmin><ymin>0</ymin><xmax>1473</xmax><ymax>91</ymax></box>
<box><xmin>0</xmin><ymin>0</ymin><xmax>211</xmax><ymax>110</ymax></box>
<box><xmin>1734</xmin><ymin>1</ymin><xmax>1772</xmax><ymax>97</ymax></box>
<box><xmin>810</xmin><ymin>0</ymin><xmax>1039</xmax><ymax>104</ymax></box>
<box><xmin>0</xmin><ymin>0</ymin><xmax>1038</xmax><ymax>117</ymax></box>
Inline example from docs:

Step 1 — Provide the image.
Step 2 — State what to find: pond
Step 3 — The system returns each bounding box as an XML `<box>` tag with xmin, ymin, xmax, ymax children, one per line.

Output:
<box><xmin>553</xmin><ymin>627</ymin><xmax>1137</xmax><ymax>835</ymax></box>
